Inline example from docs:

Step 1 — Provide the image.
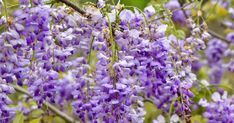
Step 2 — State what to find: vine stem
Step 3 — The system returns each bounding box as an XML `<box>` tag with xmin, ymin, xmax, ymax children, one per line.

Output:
<box><xmin>57</xmin><ymin>0</ymin><xmax>87</xmax><ymax>16</ymax></box>
<box><xmin>8</xmin><ymin>84</ymin><xmax>79</xmax><ymax>123</ymax></box>
<box><xmin>207</xmin><ymin>29</ymin><xmax>230</xmax><ymax>43</ymax></box>
<box><xmin>2</xmin><ymin>0</ymin><xmax>8</xmax><ymax>19</ymax></box>
<box><xmin>107</xmin><ymin>14</ymin><xmax>117</xmax><ymax>88</ymax></box>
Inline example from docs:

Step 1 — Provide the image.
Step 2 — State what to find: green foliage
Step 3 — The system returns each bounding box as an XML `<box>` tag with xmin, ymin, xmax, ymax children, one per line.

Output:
<box><xmin>175</xmin><ymin>30</ymin><xmax>186</xmax><ymax>39</ymax></box>
<box><xmin>41</xmin><ymin>115</ymin><xmax>54</xmax><ymax>123</ymax></box>
<box><xmin>79</xmin><ymin>0</ymin><xmax>97</xmax><ymax>4</ymax></box>
<box><xmin>120</xmin><ymin>0</ymin><xmax>150</xmax><ymax>10</ymax></box>
<box><xmin>191</xmin><ymin>115</ymin><xmax>207</xmax><ymax>123</ymax></box>
<box><xmin>165</xmin><ymin>22</ymin><xmax>186</xmax><ymax>39</ymax></box>
<box><xmin>29</xmin><ymin>118</ymin><xmax>41</xmax><ymax>123</ymax></box>
<box><xmin>52</xmin><ymin>116</ymin><xmax>66</xmax><ymax>123</ymax></box>
<box><xmin>3</xmin><ymin>0</ymin><xmax>19</xmax><ymax>14</ymax></box>
<box><xmin>78</xmin><ymin>0</ymin><xmax>150</xmax><ymax>10</ymax></box>
<box><xmin>28</xmin><ymin>109</ymin><xmax>44</xmax><ymax>119</ymax></box>
<box><xmin>203</xmin><ymin>2</ymin><xmax>229</xmax><ymax>21</ymax></box>
<box><xmin>144</xmin><ymin>101</ymin><xmax>161</xmax><ymax>123</ymax></box>
<box><xmin>13</xmin><ymin>112</ymin><xmax>24</xmax><ymax>123</ymax></box>
<box><xmin>196</xmin><ymin>66</ymin><xmax>209</xmax><ymax>80</ymax></box>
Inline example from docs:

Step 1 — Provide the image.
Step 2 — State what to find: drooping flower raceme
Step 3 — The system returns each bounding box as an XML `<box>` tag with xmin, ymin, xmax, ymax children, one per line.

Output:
<box><xmin>1</xmin><ymin>0</ymin><xmax>228</xmax><ymax>123</ymax></box>
<box><xmin>0</xmin><ymin>83</ymin><xmax>15</xmax><ymax>123</ymax></box>
<box><xmin>199</xmin><ymin>92</ymin><xmax>234</xmax><ymax>123</ymax></box>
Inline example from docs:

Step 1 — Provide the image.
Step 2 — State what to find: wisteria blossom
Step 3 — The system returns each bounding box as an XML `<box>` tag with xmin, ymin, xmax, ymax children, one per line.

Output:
<box><xmin>0</xmin><ymin>0</ymin><xmax>234</xmax><ymax>123</ymax></box>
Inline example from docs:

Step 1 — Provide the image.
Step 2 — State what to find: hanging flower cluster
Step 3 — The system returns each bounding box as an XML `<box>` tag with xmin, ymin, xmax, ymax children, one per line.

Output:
<box><xmin>199</xmin><ymin>92</ymin><xmax>234</xmax><ymax>123</ymax></box>
<box><xmin>0</xmin><ymin>0</ymin><xmax>234</xmax><ymax>123</ymax></box>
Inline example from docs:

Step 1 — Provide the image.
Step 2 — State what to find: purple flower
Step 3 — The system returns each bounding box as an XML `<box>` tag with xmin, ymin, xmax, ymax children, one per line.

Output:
<box><xmin>226</xmin><ymin>32</ymin><xmax>234</xmax><ymax>43</ymax></box>
<box><xmin>165</xmin><ymin>0</ymin><xmax>180</xmax><ymax>10</ymax></box>
<box><xmin>97</xmin><ymin>0</ymin><xmax>105</xmax><ymax>8</ymax></box>
<box><xmin>227</xmin><ymin>59</ymin><xmax>234</xmax><ymax>72</ymax></box>
<box><xmin>201</xmin><ymin>92</ymin><xmax>234</xmax><ymax>123</ymax></box>
<box><xmin>206</xmin><ymin>39</ymin><xmax>227</xmax><ymax>65</ymax></box>
<box><xmin>172</xmin><ymin>10</ymin><xmax>186</xmax><ymax>25</ymax></box>
<box><xmin>144</xmin><ymin>6</ymin><xmax>155</xmax><ymax>18</ymax></box>
<box><xmin>0</xmin><ymin>83</ymin><xmax>16</xmax><ymax>123</ymax></box>
<box><xmin>0</xmin><ymin>1</ymin><xmax>212</xmax><ymax>122</ymax></box>
<box><xmin>19</xmin><ymin>0</ymin><xmax>29</xmax><ymax>5</ymax></box>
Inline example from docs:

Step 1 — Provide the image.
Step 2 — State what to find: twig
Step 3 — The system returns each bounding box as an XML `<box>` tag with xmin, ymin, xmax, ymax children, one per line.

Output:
<box><xmin>57</xmin><ymin>0</ymin><xmax>87</xmax><ymax>16</ymax></box>
<box><xmin>179</xmin><ymin>2</ymin><xmax>230</xmax><ymax>44</ymax></box>
<box><xmin>9</xmin><ymin>84</ymin><xmax>79</xmax><ymax>123</ymax></box>
<box><xmin>208</xmin><ymin>29</ymin><xmax>230</xmax><ymax>43</ymax></box>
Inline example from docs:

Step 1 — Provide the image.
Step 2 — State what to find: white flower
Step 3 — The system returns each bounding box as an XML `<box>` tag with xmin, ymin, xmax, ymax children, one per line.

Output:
<box><xmin>107</xmin><ymin>10</ymin><xmax>116</xmax><ymax>23</ymax></box>
<box><xmin>119</xmin><ymin>9</ymin><xmax>134</xmax><ymax>22</ymax></box>
<box><xmin>201</xmin><ymin>80</ymin><xmax>210</xmax><ymax>87</ymax></box>
<box><xmin>212</xmin><ymin>92</ymin><xmax>221</xmax><ymax>102</ymax></box>
<box><xmin>86</xmin><ymin>6</ymin><xmax>103</xmax><ymax>21</ymax></box>
<box><xmin>129</xmin><ymin>29</ymin><xmax>140</xmax><ymax>38</ymax></box>
<box><xmin>170</xmin><ymin>114</ymin><xmax>179</xmax><ymax>123</ymax></box>
<box><xmin>228</xmin><ymin>8</ymin><xmax>234</xmax><ymax>14</ymax></box>
<box><xmin>157</xmin><ymin>115</ymin><xmax>166</xmax><ymax>123</ymax></box>
<box><xmin>198</xmin><ymin>98</ymin><xmax>209</xmax><ymax>107</ymax></box>
<box><xmin>0</xmin><ymin>16</ymin><xmax>6</xmax><ymax>24</ymax></box>
<box><xmin>8</xmin><ymin>29</ymin><xmax>20</xmax><ymax>39</ymax></box>
<box><xmin>97</xmin><ymin>0</ymin><xmax>105</xmax><ymax>8</ymax></box>
<box><xmin>157</xmin><ymin>25</ymin><xmax>168</xmax><ymax>33</ymax></box>
<box><xmin>222</xmin><ymin>91</ymin><xmax>228</xmax><ymax>100</ymax></box>
<box><xmin>153</xmin><ymin>115</ymin><xmax>165</xmax><ymax>123</ymax></box>
<box><xmin>64</xmin><ymin>71</ymin><xmax>75</xmax><ymax>83</ymax></box>
<box><xmin>14</xmin><ymin>23</ymin><xmax>25</xmax><ymax>31</ymax></box>
<box><xmin>144</xmin><ymin>5</ymin><xmax>155</xmax><ymax>15</ymax></box>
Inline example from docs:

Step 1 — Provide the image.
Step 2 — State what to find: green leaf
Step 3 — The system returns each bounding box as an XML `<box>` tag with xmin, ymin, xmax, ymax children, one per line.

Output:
<box><xmin>28</xmin><ymin>109</ymin><xmax>44</xmax><ymax>118</ymax></box>
<box><xmin>53</xmin><ymin>116</ymin><xmax>66</xmax><ymax>123</ymax></box>
<box><xmin>209</xmin><ymin>84</ymin><xmax>234</xmax><ymax>92</ymax></box>
<box><xmin>29</xmin><ymin>118</ymin><xmax>41</xmax><ymax>123</ymax></box>
<box><xmin>176</xmin><ymin>30</ymin><xmax>185</xmax><ymax>39</ymax></box>
<box><xmin>144</xmin><ymin>101</ymin><xmax>161</xmax><ymax>123</ymax></box>
<box><xmin>13</xmin><ymin>112</ymin><xmax>24</xmax><ymax>123</ymax></box>
<box><xmin>121</xmin><ymin>0</ymin><xmax>150</xmax><ymax>10</ymax></box>
<box><xmin>42</xmin><ymin>115</ymin><xmax>54</xmax><ymax>123</ymax></box>
<box><xmin>197</xmin><ymin>66</ymin><xmax>209</xmax><ymax>80</ymax></box>
<box><xmin>191</xmin><ymin>115</ymin><xmax>207</xmax><ymax>123</ymax></box>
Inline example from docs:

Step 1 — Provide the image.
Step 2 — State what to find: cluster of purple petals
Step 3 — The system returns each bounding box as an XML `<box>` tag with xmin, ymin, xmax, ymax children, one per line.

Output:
<box><xmin>72</xmin><ymin>9</ymin><xmax>147</xmax><ymax>122</ymax></box>
<box><xmin>0</xmin><ymin>1</ymin><xmax>52</xmax><ymax>122</ymax></box>
<box><xmin>204</xmin><ymin>35</ymin><xmax>234</xmax><ymax>84</ymax></box>
<box><xmin>203</xmin><ymin>93</ymin><xmax>234</xmax><ymax>123</ymax></box>
<box><xmin>0</xmin><ymin>0</ymin><xmax>210</xmax><ymax>122</ymax></box>
<box><xmin>0</xmin><ymin>83</ymin><xmax>15</xmax><ymax>123</ymax></box>
<box><xmin>205</xmin><ymin>39</ymin><xmax>227</xmax><ymax>84</ymax></box>
<box><xmin>19</xmin><ymin>0</ymin><xmax>43</xmax><ymax>6</ymax></box>
<box><xmin>165</xmin><ymin>0</ymin><xmax>191</xmax><ymax>25</ymax></box>
<box><xmin>114</xmin><ymin>7</ymin><xmax>199</xmax><ymax>119</ymax></box>
<box><xmin>0</xmin><ymin>1</ymin><xmax>15</xmax><ymax>123</ymax></box>
<box><xmin>72</xmin><ymin>5</ymin><xmax>199</xmax><ymax>121</ymax></box>
<box><xmin>216</xmin><ymin>0</ymin><xmax>234</xmax><ymax>29</ymax></box>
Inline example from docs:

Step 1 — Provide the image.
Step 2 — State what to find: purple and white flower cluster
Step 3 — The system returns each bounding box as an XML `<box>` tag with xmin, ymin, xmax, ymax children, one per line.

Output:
<box><xmin>199</xmin><ymin>92</ymin><xmax>234</xmax><ymax>123</ymax></box>
<box><xmin>0</xmin><ymin>0</ymin><xmax>234</xmax><ymax>122</ymax></box>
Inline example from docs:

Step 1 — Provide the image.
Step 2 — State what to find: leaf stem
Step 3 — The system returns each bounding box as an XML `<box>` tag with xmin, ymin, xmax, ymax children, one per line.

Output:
<box><xmin>57</xmin><ymin>0</ymin><xmax>87</xmax><ymax>17</ymax></box>
<box><xmin>2</xmin><ymin>0</ymin><xmax>8</xmax><ymax>21</ymax></box>
<box><xmin>208</xmin><ymin>29</ymin><xmax>230</xmax><ymax>43</ymax></box>
<box><xmin>107</xmin><ymin>14</ymin><xmax>117</xmax><ymax>88</ymax></box>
